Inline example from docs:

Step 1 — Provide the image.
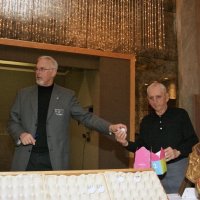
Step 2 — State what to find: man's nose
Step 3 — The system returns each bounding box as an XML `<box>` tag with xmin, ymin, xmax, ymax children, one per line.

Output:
<box><xmin>35</xmin><ymin>69</ymin><xmax>42</xmax><ymax>74</ymax></box>
<box><xmin>152</xmin><ymin>97</ymin><xmax>158</xmax><ymax>102</ymax></box>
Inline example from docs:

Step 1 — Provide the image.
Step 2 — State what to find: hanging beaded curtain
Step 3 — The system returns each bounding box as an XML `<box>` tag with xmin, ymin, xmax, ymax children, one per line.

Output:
<box><xmin>0</xmin><ymin>0</ymin><xmax>165</xmax><ymax>53</ymax></box>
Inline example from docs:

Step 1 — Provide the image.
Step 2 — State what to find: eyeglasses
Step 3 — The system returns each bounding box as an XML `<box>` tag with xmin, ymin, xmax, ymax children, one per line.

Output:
<box><xmin>34</xmin><ymin>67</ymin><xmax>56</xmax><ymax>72</ymax></box>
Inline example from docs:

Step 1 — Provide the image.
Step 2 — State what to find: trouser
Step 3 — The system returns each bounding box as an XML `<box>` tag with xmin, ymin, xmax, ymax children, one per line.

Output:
<box><xmin>160</xmin><ymin>158</ymin><xmax>188</xmax><ymax>194</ymax></box>
<box><xmin>26</xmin><ymin>151</ymin><xmax>52</xmax><ymax>171</ymax></box>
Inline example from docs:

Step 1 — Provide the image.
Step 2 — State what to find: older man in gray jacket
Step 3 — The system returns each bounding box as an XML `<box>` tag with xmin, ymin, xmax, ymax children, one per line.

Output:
<box><xmin>8</xmin><ymin>55</ymin><xmax>126</xmax><ymax>171</ymax></box>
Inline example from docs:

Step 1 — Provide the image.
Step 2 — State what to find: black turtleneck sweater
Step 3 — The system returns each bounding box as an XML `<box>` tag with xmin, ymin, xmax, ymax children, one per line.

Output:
<box><xmin>32</xmin><ymin>84</ymin><xmax>54</xmax><ymax>153</ymax></box>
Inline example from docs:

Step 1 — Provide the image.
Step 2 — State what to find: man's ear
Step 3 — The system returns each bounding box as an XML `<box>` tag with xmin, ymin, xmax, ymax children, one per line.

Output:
<box><xmin>166</xmin><ymin>92</ymin><xmax>170</xmax><ymax>102</ymax></box>
<box><xmin>52</xmin><ymin>70</ymin><xmax>57</xmax><ymax>78</ymax></box>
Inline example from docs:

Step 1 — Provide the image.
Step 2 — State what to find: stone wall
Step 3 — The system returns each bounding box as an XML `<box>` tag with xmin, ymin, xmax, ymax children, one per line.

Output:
<box><xmin>177</xmin><ymin>0</ymin><xmax>200</xmax><ymax>130</ymax></box>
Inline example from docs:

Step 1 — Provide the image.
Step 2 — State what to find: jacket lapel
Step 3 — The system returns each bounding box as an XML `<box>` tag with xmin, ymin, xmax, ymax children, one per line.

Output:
<box><xmin>47</xmin><ymin>84</ymin><xmax>61</xmax><ymax>121</ymax></box>
<box><xmin>30</xmin><ymin>86</ymin><xmax>38</xmax><ymax>121</ymax></box>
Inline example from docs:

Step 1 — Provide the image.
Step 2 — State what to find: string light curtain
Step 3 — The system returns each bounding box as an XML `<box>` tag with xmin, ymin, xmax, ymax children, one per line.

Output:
<box><xmin>0</xmin><ymin>0</ymin><xmax>165</xmax><ymax>53</ymax></box>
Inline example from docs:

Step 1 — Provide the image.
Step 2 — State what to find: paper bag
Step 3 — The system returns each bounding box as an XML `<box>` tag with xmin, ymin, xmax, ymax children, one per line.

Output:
<box><xmin>150</xmin><ymin>148</ymin><xmax>167</xmax><ymax>175</ymax></box>
<box><xmin>133</xmin><ymin>147</ymin><xmax>167</xmax><ymax>175</ymax></box>
<box><xmin>133</xmin><ymin>147</ymin><xmax>151</xmax><ymax>169</ymax></box>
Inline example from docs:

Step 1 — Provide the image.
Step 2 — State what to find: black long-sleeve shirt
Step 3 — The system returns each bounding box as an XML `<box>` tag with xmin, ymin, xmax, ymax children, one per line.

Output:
<box><xmin>126</xmin><ymin>107</ymin><xmax>199</xmax><ymax>162</ymax></box>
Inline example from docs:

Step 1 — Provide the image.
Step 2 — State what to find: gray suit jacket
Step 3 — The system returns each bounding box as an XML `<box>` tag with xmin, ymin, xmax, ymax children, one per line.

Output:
<box><xmin>8</xmin><ymin>84</ymin><xmax>111</xmax><ymax>171</ymax></box>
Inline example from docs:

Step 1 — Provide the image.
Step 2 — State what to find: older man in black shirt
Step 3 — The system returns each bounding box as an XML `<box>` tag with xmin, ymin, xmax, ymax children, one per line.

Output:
<box><xmin>115</xmin><ymin>81</ymin><xmax>199</xmax><ymax>193</ymax></box>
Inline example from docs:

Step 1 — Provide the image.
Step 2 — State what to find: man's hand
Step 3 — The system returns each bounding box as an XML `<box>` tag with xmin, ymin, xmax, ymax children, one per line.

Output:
<box><xmin>109</xmin><ymin>124</ymin><xmax>128</xmax><ymax>146</ymax></box>
<box><xmin>19</xmin><ymin>132</ymin><xmax>36</xmax><ymax>145</ymax></box>
<box><xmin>109</xmin><ymin>124</ymin><xmax>127</xmax><ymax>135</ymax></box>
<box><xmin>164</xmin><ymin>147</ymin><xmax>181</xmax><ymax>162</ymax></box>
<box><xmin>115</xmin><ymin>132</ymin><xmax>128</xmax><ymax>147</ymax></box>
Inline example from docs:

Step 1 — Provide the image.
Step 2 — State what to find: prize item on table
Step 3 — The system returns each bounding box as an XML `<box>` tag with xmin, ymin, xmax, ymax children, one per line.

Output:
<box><xmin>134</xmin><ymin>146</ymin><xmax>167</xmax><ymax>175</ymax></box>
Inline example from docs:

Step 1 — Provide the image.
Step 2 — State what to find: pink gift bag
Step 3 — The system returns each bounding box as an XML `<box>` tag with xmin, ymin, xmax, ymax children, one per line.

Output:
<box><xmin>133</xmin><ymin>147</ymin><xmax>151</xmax><ymax>169</ymax></box>
<box><xmin>133</xmin><ymin>147</ymin><xmax>167</xmax><ymax>175</ymax></box>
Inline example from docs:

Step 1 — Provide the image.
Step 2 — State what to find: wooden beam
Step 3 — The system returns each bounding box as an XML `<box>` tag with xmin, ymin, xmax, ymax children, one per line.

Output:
<box><xmin>0</xmin><ymin>38</ymin><xmax>134</xmax><ymax>60</ymax></box>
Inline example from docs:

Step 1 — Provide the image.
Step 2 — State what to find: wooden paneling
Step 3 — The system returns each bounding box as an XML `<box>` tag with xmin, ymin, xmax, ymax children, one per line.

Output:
<box><xmin>98</xmin><ymin>57</ymin><xmax>135</xmax><ymax>169</ymax></box>
<box><xmin>0</xmin><ymin>135</ymin><xmax>14</xmax><ymax>171</ymax></box>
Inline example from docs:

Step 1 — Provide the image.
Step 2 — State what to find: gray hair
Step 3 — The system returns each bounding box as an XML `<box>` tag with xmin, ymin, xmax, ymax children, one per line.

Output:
<box><xmin>147</xmin><ymin>81</ymin><xmax>167</xmax><ymax>95</ymax></box>
<box><xmin>37</xmin><ymin>56</ymin><xmax>58</xmax><ymax>70</ymax></box>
